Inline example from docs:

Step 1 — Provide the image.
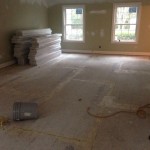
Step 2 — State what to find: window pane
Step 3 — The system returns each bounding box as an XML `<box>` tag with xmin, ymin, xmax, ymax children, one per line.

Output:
<box><xmin>115</xmin><ymin>25</ymin><xmax>136</xmax><ymax>41</ymax></box>
<box><xmin>66</xmin><ymin>8</ymin><xmax>83</xmax><ymax>25</ymax></box>
<box><xmin>66</xmin><ymin>25</ymin><xmax>83</xmax><ymax>41</ymax></box>
<box><xmin>116</xmin><ymin>7</ymin><xmax>137</xmax><ymax>25</ymax></box>
<box><xmin>116</xmin><ymin>7</ymin><xmax>130</xmax><ymax>24</ymax></box>
<box><xmin>129</xmin><ymin>12</ymin><xmax>137</xmax><ymax>24</ymax></box>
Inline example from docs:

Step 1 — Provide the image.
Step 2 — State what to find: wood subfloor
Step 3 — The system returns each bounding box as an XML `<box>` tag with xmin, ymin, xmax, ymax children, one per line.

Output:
<box><xmin>0</xmin><ymin>53</ymin><xmax>150</xmax><ymax>150</ymax></box>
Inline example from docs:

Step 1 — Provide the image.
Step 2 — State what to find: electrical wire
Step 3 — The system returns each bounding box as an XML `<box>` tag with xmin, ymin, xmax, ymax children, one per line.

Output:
<box><xmin>87</xmin><ymin>104</ymin><xmax>150</xmax><ymax>119</ymax></box>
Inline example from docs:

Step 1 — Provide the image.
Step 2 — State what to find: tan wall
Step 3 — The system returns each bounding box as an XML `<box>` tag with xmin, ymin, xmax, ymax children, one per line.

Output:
<box><xmin>0</xmin><ymin>0</ymin><xmax>49</xmax><ymax>64</ymax></box>
<box><xmin>48</xmin><ymin>2</ymin><xmax>150</xmax><ymax>52</ymax></box>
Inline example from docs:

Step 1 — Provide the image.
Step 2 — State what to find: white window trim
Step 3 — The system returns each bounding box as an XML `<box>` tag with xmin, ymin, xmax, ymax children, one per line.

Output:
<box><xmin>111</xmin><ymin>3</ymin><xmax>141</xmax><ymax>44</ymax></box>
<box><xmin>62</xmin><ymin>5</ymin><xmax>85</xmax><ymax>43</ymax></box>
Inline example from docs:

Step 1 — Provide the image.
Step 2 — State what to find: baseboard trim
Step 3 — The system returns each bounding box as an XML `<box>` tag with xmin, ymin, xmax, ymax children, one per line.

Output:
<box><xmin>62</xmin><ymin>49</ymin><xmax>150</xmax><ymax>56</ymax></box>
<box><xmin>0</xmin><ymin>60</ymin><xmax>16</xmax><ymax>69</ymax></box>
<box><xmin>62</xmin><ymin>49</ymin><xmax>93</xmax><ymax>54</ymax></box>
<box><xmin>93</xmin><ymin>51</ymin><xmax>150</xmax><ymax>56</ymax></box>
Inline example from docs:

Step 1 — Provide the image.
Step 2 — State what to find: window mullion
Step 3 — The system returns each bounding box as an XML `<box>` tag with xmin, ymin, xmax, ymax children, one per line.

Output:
<box><xmin>115</xmin><ymin>24</ymin><xmax>136</xmax><ymax>25</ymax></box>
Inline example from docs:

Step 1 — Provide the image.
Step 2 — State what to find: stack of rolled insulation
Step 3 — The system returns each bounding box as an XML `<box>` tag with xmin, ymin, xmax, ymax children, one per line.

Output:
<box><xmin>11</xmin><ymin>28</ymin><xmax>52</xmax><ymax>65</ymax></box>
<box><xmin>28</xmin><ymin>34</ymin><xmax>62</xmax><ymax>66</ymax></box>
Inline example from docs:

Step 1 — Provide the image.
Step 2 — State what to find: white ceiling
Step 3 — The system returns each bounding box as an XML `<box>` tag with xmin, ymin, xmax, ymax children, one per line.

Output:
<box><xmin>20</xmin><ymin>0</ymin><xmax>149</xmax><ymax>7</ymax></box>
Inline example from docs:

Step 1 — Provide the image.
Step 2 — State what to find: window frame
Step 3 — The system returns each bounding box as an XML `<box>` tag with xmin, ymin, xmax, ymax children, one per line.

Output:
<box><xmin>111</xmin><ymin>3</ymin><xmax>141</xmax><ymax>44</ymax></box>
<box><xmin>62</xmin><ymin>5</ymin><xmax>85</xmax><ymax>43</ymax></box>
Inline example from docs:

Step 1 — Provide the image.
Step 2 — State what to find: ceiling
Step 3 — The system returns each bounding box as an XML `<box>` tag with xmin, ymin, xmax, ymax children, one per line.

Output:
<box><xmin>20</xmin><ymin>0</ymin><xmax>148</xmax><ymax>7</ymax></box>
<box><xmin>46</xmin><ymin>0</ymin><xmax>142</xmax><ymax>6</ymax></box>
<box><xmin>46</xmin><ymin>0</ymin><xmax>114</xmax><ymax>6</ymax></box>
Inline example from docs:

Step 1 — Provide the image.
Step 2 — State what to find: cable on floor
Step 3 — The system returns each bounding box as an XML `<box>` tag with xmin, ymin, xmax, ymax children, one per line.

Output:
<box><xmin>87</xmin><ymin>104</ymin><xmax>150</xmax><ymax>119</ymax></box>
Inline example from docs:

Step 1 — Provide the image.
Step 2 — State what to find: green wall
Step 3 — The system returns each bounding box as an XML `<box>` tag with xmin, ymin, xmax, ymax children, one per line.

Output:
<box><xmin>48</xmin><ymin>2</ymin><xmax>150</xmax><ymax>52</ymax></box>
<box><xmin>1</xmin><ymin>1</ymin><xmax>150</xmax><ymax>65</ymax></box>
<box><xmin>0</xmin><ymin>0</ymin><xmax>49</xmax><ymax>64</ymax></box>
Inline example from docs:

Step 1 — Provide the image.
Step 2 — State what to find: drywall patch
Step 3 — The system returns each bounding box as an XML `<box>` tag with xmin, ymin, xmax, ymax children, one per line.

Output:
<box><xmin>86</xmin><ymin>31</ymin><xmax>89</xmax><ymax>36</ymax></box>
<box><xmin>89</xmin><ymin>10</ymin><xmax>107</xmax><ymax>14</ymax></box>
<box><xmin>20</xmin><ymin>0</ymin><xmax>48</xmax><ymax>7</ymax></box>
<box><xmin>91</xmin><ymin>32</ymin><xmax>95</xmax><ymax>37</ymax></box>
<box><xmin>100</xmin><ymin>29</ymin><xmax>104</xmax><ymax>38</ymax></box>
<box><xmin>5</xmin><ymin>5</ymin><xmax>9</xmax><ymax>10</ymax></box>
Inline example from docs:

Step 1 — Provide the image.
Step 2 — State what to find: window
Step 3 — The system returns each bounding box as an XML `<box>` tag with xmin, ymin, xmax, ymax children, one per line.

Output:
<box><xmin>112</xmin><ymin>3</ymin><xmax>141</xmax><ymax>43</ymax></box>
<box><xmin>63</xmin><ymin>6</ymin><xmax>85</xmax><ymax>42</ymax></box>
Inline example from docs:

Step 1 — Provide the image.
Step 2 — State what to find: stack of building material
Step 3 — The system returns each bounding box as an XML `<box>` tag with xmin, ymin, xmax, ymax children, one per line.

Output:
<box><xmin>16</xmin><ymin>28</ymin><xmax>52</xmax><ymax>37</ymax></box>
<box><xmin>12</xmin><ymin>36</ymin><xmax>32</xmax><ymax>65</ymax></box>
<box><xmin>12</xmin><ymin>28</ymin><xmax>52</xmax><ymax>65</ymax></box>
<box><xmin>28</xmin><ymin>34</ymin><xmax>62</xmax><ymax>66</ymax></box>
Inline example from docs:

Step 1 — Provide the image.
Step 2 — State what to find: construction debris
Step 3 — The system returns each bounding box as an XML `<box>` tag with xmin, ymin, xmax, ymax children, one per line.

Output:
<box><xmin>11</xmin><ymin>35</ymin><xmax>32</xmax><ymax>65</ymax></box>
<box><xmin>29</xmin><ymin>34</ymin><xmax>62</xmax><ymax>66</ymax></box>
<box><xmin>11</xmin><ymin>28</ymin><xmax>62</xmax><ymax>66</ymax></box>
<box><xmin>13</xmin><ymin>102</ymin><xmax>38</xmax><ymax>121</ymax></box>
